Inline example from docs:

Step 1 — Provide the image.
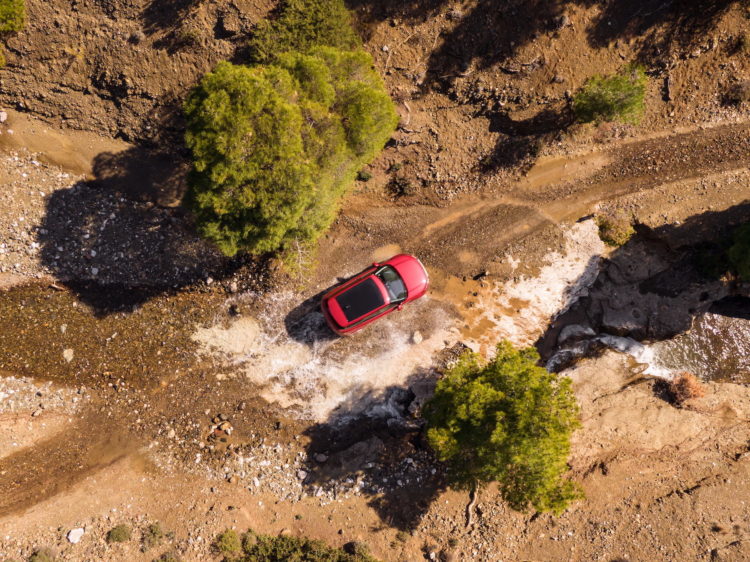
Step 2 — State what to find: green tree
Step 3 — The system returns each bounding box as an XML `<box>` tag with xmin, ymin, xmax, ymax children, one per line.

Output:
<box><xmin>0</xmin><ymin>0</ymin><xmax>24</xmax><ymax>32</ymax></box>
<box><xmin>184</xmin><ymin>48</ymin><xmax>397</xmax><ymax>256</ymax></box>
<box><xmin>728</xmin><ymin>223</ymin><xmax>750</xmax><ymax>280</ymax></box>
<box><xmin>573</xmin><ymin>65</ymin><xmax>647</xmax><ymax>124</ymax></box>
<box><xmin>247</xmin><ymin>0</ymin><xmax>360</xmax><ymax>64</ymax></box>
<box><xmin>423</xmin><ymin>341</ymin><xmax>582</xmax><ymax>514</ymax></box>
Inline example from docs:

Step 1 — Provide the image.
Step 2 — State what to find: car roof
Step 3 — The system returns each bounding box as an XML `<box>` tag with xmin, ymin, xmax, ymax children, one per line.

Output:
<box><xmin>335</xmin><ymin>277</ymin><xmax>385</xmax><ymax>323</ymax></box>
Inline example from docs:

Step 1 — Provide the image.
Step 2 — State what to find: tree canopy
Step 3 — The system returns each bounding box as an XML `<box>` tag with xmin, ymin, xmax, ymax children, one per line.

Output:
<box><xmin>423</xmin><ymin>341</ymin><xmax>582</xmax><ymax>514</ymax></box>
<box><xmin>184</xmin><ymin>48</ymin><xmax>397</xmax><ymax>256</ymax></box>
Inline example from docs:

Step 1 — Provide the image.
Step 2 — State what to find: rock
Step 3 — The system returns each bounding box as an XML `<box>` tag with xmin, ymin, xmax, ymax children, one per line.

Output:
<box><xmin>63</xmin><ymin>348</ymin><xmax>74</xmax><ymax>363</ymax></box>
<box><xmin>411</xmin><ymin>331</ymin><xmax>423</xmax><ymax>345</ymax></box>
<box><xmin>279</xmin><ymin>528</ymin><xmax>292</xmax><ymax>536</ymax></box>
<box><xmin>0</xmin><ymin>111</ymin><xmax>7</xmax><ymax>123</ymax></box>
<box><xmin>218</xmin><ymin>413</ymin><xmax>228</xmax><ymax>421</ymax></box>
<box><xmin>314</xmin><ymin>453</ymin><xmax>328</xmax><ymax>463</ymax></box>
<box><xmin>67</xmin><ymin>528</ymin><xmax>85</xmax><ymax>543</ymax></box>
<box><xmin>167</xmin><ymin>428</ymin><xmax>176</xmax><ymax>439</ymax></box>
<box><xmin>31</xmin><ymin>409</ymin><xmax>42</xmax><ymax>417</ymax></box>
<box><xmin>218</xmin><ymin>421</ymin><xmax>232</xmax><ymax>432</ymax></box>
<box><xmin>228</xmin><ymin>281</ymin><xmax>238</xmax><ymax>293</ymax></box>
<box><xmin>297</xmin><ymin>470</ymin><xmax>308</xmax><ymax>480</ymax></box>
<box><xmin>557</xmin><ymin>323</ymin><xmax>596</xmax><ymax>344</ymax></box>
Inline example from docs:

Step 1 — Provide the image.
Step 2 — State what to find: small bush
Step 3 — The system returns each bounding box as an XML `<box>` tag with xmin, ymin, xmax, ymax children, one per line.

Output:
<box><xmin>215</xmin><ymin>529</ymin><xmax>242</xmax><ymax>555</ymax></box>
<box><xmin>725</xmin><ymin>80</ymin><xmax>750</xmax><ymax>105</ymax></box>
<box><xmin>728</xmin><ymin>223</ymin><xmax>750</xmax><ymax>280</ymax></box>
<box><xmin>356</xmin><ymin>170</ymin><xmax>372</xmax><ymax>182</ymax></box>
<box><xmin>573</xmin><ymin>66</ymin><xmax>647</xmax><ymax>124</ymax></box>
<box><xmin>669</xmin><ymin>372</ymin><xmax>706</xmax><ymax>405</ymax></box>
<box><xmin>395</xmin><ymin>530</ymin><xmax>410</xmax><ymax>543</ymax></box>
<box><xmin>388</xmin><ymin>176</ymin><xmax>415</xmax><ymax>198</ymax></box>
<box><xmin>0</xmin><ymin>47</ymin><xmax>5</xmax><ymax>68</ymax></box>
<box><xmin>596</xmin><ymin>211</ymin><xmax>635</xmax><ymax>246</ymax></box>
<box><xmin>247</xmin><ymin>0</ymin><xmax>360</xmax><ymax>63</ymax></box>
<box><xmin>28</xmin><ymin>549</ymin><xmax>55</xmax><ymax>562</ymax></box>
<box><xmin>0</xmin><ymin>0</ymin><xmax>24</xmax><ymax>32</ymax></box>
<box><xmin>142</xmin><ymin>522</ymin><xmax>165</xmax><ymax>552</ymax></box>
<box><xmin>107</xmin><ymin>524</ymin><xmax>132</xmax><ymax>543</ymax></box>
<box><xmin>737</xmin><ymin>31</ymin><xmax>750</xmax><ymax>54</ymax></box>
<box><xmin>233</xmin><ymin>530</ymin><xmax>379</xmax><ymax>561</ymax></box>
<box><xmin>152</xmin><ymin>552</ymin><xmax>181</xmax><ymax>562</ymax></box>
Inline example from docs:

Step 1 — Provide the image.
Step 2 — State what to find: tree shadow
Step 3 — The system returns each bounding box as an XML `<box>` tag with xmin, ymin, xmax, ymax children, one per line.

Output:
<box><xmin>37</xmin><ymin>148</ymin><xmax>268</xmax><ymax>316</ymax></box>
<box><xmin>284</xmin><ymin>288</ymin><xmax>339</xmax><ymax>345</ymax></box>
<box><xmin>583</xmin><ymin>0</ymin><xmax>737</xmax><ymax>63</ymax></box>
<box><xmin>537</xmin><ymin>200</ymin><xmax>750</xmax><ymax>369</ymax></box>
<box><xmin>299</xmin><ymin>346</ymin><xmax>471</xmax><ymax>530</ymax></box>
<box><xmin>481</xmin><ymin>103</ymin><xmax>575</xmax><ymax>172</ymax></box>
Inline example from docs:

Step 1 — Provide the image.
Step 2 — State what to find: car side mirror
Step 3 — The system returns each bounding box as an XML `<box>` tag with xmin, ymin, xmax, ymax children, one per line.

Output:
<box><xmin>397</xmin><ymin>303</ymin><xmax>404</xmax><ymax>311</ymax></box>
<box><xmin>372</xmin><ymin>262</ymin><xmax>379</xmax><ymax>267</ymax></box>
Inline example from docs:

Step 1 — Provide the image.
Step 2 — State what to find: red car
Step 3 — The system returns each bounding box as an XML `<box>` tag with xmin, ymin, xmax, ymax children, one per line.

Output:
<box><xmin>321</xmin><ymin>254</ymin><xmax>429</xmax><ymax>335</ymax></box>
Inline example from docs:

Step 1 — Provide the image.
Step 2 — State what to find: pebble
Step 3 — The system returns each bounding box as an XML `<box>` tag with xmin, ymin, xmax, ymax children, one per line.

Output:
<box><xmin>67</xmin><ymin>528</ymin><xmax>85</xmax><ymax>544</ymax></box>
<box><xmin>314</xmin><ymin>453</ymin><xmax>328</xmax><ymax>463</ymax></box>
<box><xmin>412</xmin><ymin>331</ymin><xmax>423</xmax><ymax>345</ymax></box>
<box><xmin>63</xmin><ymin>348</ymin><xmax>74</xmax><ymax>363</ymax></box>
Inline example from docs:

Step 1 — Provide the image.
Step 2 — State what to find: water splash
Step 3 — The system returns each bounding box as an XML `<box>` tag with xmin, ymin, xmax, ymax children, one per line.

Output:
<box><xmin>192</xmin><ymin>290</ymin><xmax>458</xmax><ymax>421</ymax></box>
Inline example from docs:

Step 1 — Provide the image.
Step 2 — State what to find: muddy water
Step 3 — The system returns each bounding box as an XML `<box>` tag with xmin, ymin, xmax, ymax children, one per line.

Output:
<box><xmin>0</xmin><ymin>283</ymin><xmax>223</xmax><ymax>387</ymax></box>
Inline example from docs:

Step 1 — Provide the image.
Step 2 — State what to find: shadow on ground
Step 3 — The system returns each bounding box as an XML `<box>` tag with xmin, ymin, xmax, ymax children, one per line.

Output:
<box><xmin>37</xmin><ymin>148</ymin><xmax>268</xmax><ymax>316</ymax></box>
<box><xmin>537</xmin><ymin>200</ymin><xmax>750</xmax><ymax>368</ymax></box>
<box><xmin>301</xmin><ymin>367</ymin><xmax>448</xmax><ymax>531</ymax></box>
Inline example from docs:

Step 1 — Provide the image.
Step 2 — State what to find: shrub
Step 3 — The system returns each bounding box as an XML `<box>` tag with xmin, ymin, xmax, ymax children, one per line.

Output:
<box><xmin>142</xmin><ymin>522</ymin><xmax>166</xmax><ymax>552</ymax></box>
<box><xmin>573</xmin><ymin>66</ymin><xmax>647</xmax><ymax>124</ymax></box>
<box><xmin>231</xmin><ymin>530</ymin><xmax>378</xmax><ymax>561</ymax></box>
<box><xmin>184</xmin><ymin>48</ymin><xmax>397</xmax><ymax>256</ymax></box>
<box><xmin>152</xmin><ymin>553</ymin><xmax>181</xmax><ymax>562</ymax></box>
<box><xmin>728</xmin><ymin>223</ymin><xmax>750</xmax><ymax>280</ymax></box>
<box><xmin>215</xmin><ymin>529</ymin><xmax>242</xmax><ymax>555</ymax></box>
<box><xmin>596</xmin><ymin>211</ymin><xmax>635</xmax><ymax>246</ymax></box>
<box><xmin>106</xmin><ymin>524</ymin><xmax>132</xmax><ymax>543</ymax></box>
<box><xmin>0</xmin><ymin>47</ymin><xmax>5</xmax><ymax>68</ymax></box>
<box><xmin>725</xmin><ymin>80</ymin><xmax>750</xmax><ymax>105</ymax></box>
<box><xmin>28</xmin><ymin>549</ymin><xmax>55</xmax><ymax>562</ymax></box>
<box><xmin>247</xmin><ymin>0</ymin><xmax>360</xmax><ymax>64</ymax></box>
<box><xmin>356</xmin><ymin>170</ymin><xmax>372</xmax><ymax>182</ymax></box>
<box><xmin>423</xmin><ymin>341</ymin><xmax>582</xmax><ymax>514</ymax></box>
<box><xmin>0</xmin><ymin>0</ymin><xmax>24</xmax><ymax>32</ymax></box>
<box><xmin>669</xmin><ymin>372</ymin><xmax>706</xmax><ymax>405</ymax></box>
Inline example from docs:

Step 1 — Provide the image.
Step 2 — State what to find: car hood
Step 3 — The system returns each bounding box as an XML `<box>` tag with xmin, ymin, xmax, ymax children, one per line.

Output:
<box><xmin>388</xmin><ymin>254</ymin><xmax>429</xmax><ymax>300</ymax></box>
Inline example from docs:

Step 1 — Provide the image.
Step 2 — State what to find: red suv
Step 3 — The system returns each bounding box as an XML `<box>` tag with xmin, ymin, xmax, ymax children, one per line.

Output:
<box><xmin>321</xmin><ymin>254</ymin><xmax>429</xmax><ymax>335</ymax></box>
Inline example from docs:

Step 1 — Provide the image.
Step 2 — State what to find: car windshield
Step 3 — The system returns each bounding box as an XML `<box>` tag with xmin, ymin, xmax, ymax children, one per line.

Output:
<box><xmin>376</xmin><ymin>266</ymin><xmax>407</xmax><ymax>302</ymax></box>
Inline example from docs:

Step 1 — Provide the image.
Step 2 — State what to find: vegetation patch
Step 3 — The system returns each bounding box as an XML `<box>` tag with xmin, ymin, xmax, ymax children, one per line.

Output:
<box><xmin>184</xmin><ymin>47</ymin><xmax>397</xmax><ymax>256</ymax></box>
<box><xmin>669</xmin><ymin>372</ymin><xmax>706</xmax><ymax>406</ymax></box>
<box><xmin>725</xmin><ymin>79</ymin><xmax>750</xmax><ymax>105</ymax></box>
<box><xmin>728</xmin><ymin>223</ymin><xmax>750</xmax><ymax>280</ymax></box>
<box><xmin>216</xmin><ymin>529</ymin><xmax>379</xmax><ymax>561</ymax></box>
<box><xmin>142</xmin><ymin>522</ymin><xmax>167</xmax><ymax>552</ymax></box>
<box><xmin>247</xmin><ymin>0</ymin><xmax>360</xmax><ymax>64</ymax></box>
<box><xmin>106</xmin><ymin>524</ymin><xmax>132</xmax><ymax>543</ymax></box>
<box><xmin>0</xmin><ymin>0</ymin><xmax>24</xmax><ymax>32</ymax></box>
<box><xmin>573</xmin><ymin>66</ymin><xmax>647</xmax><ymax>124</ymax></box>
<box><xmin>423</xmin><ymin>341</ymin><xmax>582</xmax><ymax>514</ymax></box>
<box><xmin>214</xmin><ymin>529</ymin><xmax>242</xmax><ymax>556</ymax></box>
<box><xmin>28</xmin><ymin>549</ymin><xmax>56</xmax><ymax>562</ymax></box>
<box><xmin>595</xmin><ymin>210</ymin><xmax>635</xmax><ymax>247</ymax></box>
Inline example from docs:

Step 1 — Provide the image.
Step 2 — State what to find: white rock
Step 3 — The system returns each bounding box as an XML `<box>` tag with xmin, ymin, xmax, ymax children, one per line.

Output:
<box><xmin>0</xmin><ymin>111</ymin><xmax>7</xmax><ymax>123</ymax></box>
<box><xmin>67</xmin><ymin>528</ymin><xmax>85</xmax><ymax>543</ymax></box>
<box><xmin>411</xmin><ymin>331</ymin><xmax>423</xmax><ymax>345</ymax></box>
<box><xmin>63</xmin><ymin>349</ymin><xmax>74</xmax><ymax>363</ymax></box>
